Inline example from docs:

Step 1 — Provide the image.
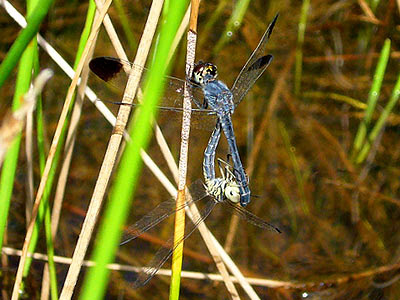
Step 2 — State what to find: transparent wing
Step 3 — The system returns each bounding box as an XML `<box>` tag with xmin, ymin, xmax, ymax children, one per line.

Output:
<box><xmin>121</xmin><ymin>179</ymin><xmax>208</xmax><ymax>245</ymax></box>
<box><xmin>222</xmin><ymin>200</ymin><xmax>281</xmax><ymax>233</ymax></box>
<box><xmin>133</xmin><ymin>197</ymin><xmax>216</xmax><ymax>288</ymax></box>
<box><xmin>89</xmin><ymin>56</ymin><xmax>194</xmax><ymax>108</ymax></box>
<box><xmin>231</xmin><ymin>13</ymin><xmax>278</xmax><ymax>106</ymax></box>
<box><xmin>89</xmin><ymin>56</ymin><xmax>218</xmax><ymax>131</ymax></box>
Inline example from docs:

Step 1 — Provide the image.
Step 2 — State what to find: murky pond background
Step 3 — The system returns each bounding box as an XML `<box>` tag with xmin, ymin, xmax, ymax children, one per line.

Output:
<box><xmin>1</xmin><ymin>0</ymin><xmax>400</xmax><ymax>299</ymax></box>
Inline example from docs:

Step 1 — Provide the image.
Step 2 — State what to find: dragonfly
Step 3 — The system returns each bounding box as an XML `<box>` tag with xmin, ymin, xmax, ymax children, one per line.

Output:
<box><xmin>120</xmin><ymin>122</ymin><xmax>280</xmax><ymax>288</ymax></box>
<box><xmin>191</xmin><ymin>14</ymin><xmax>278</xmax><ymax>206</ymax></box>
<box><xmin>89</xmin><ymin>13</ymin><xmax>278</xmax><ymax>207</ymax></box>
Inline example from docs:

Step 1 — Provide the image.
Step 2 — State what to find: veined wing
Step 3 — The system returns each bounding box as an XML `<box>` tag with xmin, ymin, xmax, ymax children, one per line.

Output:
<box><xmin>89</xmin><ymin>57</ymin><xmax>217</xmax><ymax>130</ymax></box>
<box><xmin>231</xmin><ymin>13</ymin><xmax>278</xmax><ymax>107</ymax></box>
<box><xmin>132</xmin><ymin>197</ymin><xmax>216</xmax><ymax>288</ymax></box>
<box><xmin>222</xmin><ymin>199</ymin><xmax>281</xmax><ymax>233</ymax></box>
<box><xmin>121</xmin><ymin>179</ymin><xmax>208</xmax><ymax>246</ymax></box>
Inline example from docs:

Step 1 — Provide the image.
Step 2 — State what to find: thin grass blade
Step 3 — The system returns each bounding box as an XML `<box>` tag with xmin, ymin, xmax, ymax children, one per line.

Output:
<box><xmin>356</xmin><ymin>66</ymin><xmax>400</xmax><ymax>163</ymax></box>
<box><xmin>294</xmin><ymin>0</ymin><xmax>310</xmax><ymax>96</ymax></box>
<box><xmin>352</xmin><ymin>39</ymin><xmax>391</xmax><ymax>160</ymax></box>
<box><xmin>0</xmin><ymin>0</ymin><xmax>54</xmax><ymax>88</ymax></box>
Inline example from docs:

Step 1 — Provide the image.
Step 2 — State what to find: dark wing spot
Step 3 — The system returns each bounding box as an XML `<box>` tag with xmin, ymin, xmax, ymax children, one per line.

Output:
<box><xmin>266</xmin><ymin>13</ymin><xmax>279</xmax><ymax>39</ymax></box>
<box><xmin>247</xmin><ymin>55</ymin><xmax>273</xmax><ymax>72</ymax></box>
<box><xmin>89</xmin><ymin>57</ymin><xmax>124</xmax><ymax>82</ymax></box>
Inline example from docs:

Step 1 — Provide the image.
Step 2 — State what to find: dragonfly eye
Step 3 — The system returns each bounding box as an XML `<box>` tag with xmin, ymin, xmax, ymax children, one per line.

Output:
<box><xmin>204</xmin><ymin>64</ymin><xmax>218</xmax><ymax>80</ymax></box>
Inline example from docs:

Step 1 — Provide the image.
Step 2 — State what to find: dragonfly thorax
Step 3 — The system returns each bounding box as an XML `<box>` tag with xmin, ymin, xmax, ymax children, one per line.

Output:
<box><xmin>203</xmin><ymin>81</ymin><xmax>235</xmax><ymax>116</ymax></box>
<box><xmin>205</xmin><ymin>177</ymin><xmax>240</xmax><ymax>203</ymax></box>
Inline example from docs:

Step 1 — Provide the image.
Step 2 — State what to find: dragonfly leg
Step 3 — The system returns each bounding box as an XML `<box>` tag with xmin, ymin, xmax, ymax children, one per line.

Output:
<box><xmin>201</xmin><ymin>97</ymin><xmax>208</xmax><ymax>109</ymax></box>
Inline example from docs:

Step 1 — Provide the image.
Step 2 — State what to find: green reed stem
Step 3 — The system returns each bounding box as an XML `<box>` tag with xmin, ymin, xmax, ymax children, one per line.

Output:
<box><xmin>273</xmin><ymin>178</ymin><xmax>297</xmax><ymax>233</ymax></box>
<box><xmin>0</xmin><ymin>0</ymin><xmax>39</xmax><ymax>253</ymax></box>
<box><xmin>303</xmin><ymin>91</ymin><xmax>367</xmax><ymax>110</ymax></box>
<box><xmin>356</xmin><ymin>66</ymin><xmax>400</xmax><ymax>164</ymax></box>
<box><xmin>114</xmin><ymin>0</ymin><xmax>137</xmax><ymax>53</ymax></box>
<box><xmin>33</xmin><ymin>58</ymin><xmax>58</xmax><ymax>300</ymax></box>
<box><xmin>44</xmin><ymin>192</ymin><xmax>58</xmax><ymax>299</ymax></box>
<box><xmin>199</xmin><ymin>0</ymin><xmax>228</xmax><ymax>49</ymax></box>
<box><xmin>213</xmin><ymin>0</ymin><xmax>250</xmax><ymax>54</ymax></box>
<box><xmin>279</xmin><ymin>121</ymin><xmax>309</xmax><ymax>216</ymax></box>
<box><xmin>352</xmin><ymin>39</ymin><xmax>390</xmax><ymax>161</ymax></box>
<box><xmin>0</xmin><ymin>41</ymin><xmax>34</xmax><ymax>252</ymax></box>
<box><xmin>294</xmin><ymin>0</ymin><xmax>310</xmax><ymax>96</ymax></box>
<box><xmin>79</xmin><ymin>1</ymin><xmax>188</xmax><ymax>299</ymax></box>
<box><xmin>0</xmin><ymin>0</ymin><xmax>54</xmax><ymax>88</ymax></box>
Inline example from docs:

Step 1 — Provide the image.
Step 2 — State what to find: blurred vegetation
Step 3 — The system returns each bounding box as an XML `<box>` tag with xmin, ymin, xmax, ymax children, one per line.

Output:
<box><xmin>1</xmin><ymin>0</ymin><xmax>400</xmax><ymax>299</ymax></box>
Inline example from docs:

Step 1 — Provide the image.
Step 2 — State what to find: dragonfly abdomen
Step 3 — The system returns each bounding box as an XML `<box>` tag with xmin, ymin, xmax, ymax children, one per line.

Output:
<box><xmin>203</xmin><ymin>119</ymin><xmax>240</xmax><ymax>204</ymax></box>
<box><xmin>219</xmin><ymin>114</ymin><xmax>251</xmax><ymax>206</ymax></box>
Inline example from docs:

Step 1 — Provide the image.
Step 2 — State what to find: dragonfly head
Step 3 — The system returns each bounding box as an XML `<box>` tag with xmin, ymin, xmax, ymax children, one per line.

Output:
<box><xmin>224</xmin><ymin>181</ymin><xmax>240</xmax><ymax>203</ymax></box>
<box><xmin>192</xmin><ymin>62</ymin><xmax>218</xmax><ymax>86</ymax></box>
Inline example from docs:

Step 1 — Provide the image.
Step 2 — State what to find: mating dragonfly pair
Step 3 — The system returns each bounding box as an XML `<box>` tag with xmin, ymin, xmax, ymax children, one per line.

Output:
<box><xmin>89</xmin><ymin>14</ymin><xmax>280</xmax><ymax>288</ymax></box>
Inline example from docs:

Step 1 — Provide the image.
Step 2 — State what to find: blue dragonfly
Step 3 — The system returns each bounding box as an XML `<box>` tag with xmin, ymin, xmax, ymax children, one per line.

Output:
<box><xmin>89</xmin><ymin>13</ymin><xmax>278</xmax><ymax>206</ymax></box>
<box><xmin>190</xmin><ymin>14</ymin><xmax>278</xmax><ymax>206</ymax></box>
